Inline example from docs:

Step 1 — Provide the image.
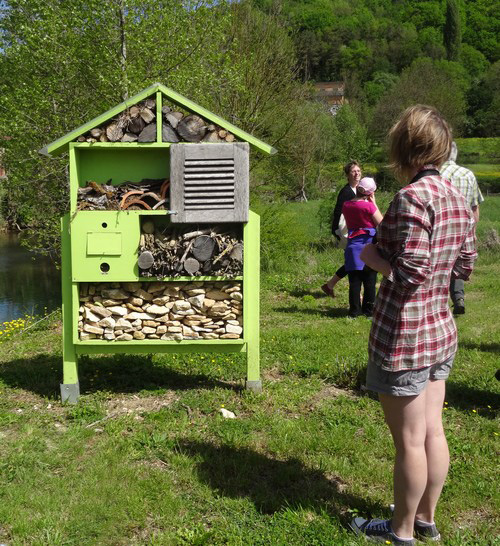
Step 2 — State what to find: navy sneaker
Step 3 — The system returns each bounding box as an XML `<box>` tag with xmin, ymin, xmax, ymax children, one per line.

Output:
<box><xmin>389</xmin><ymin>504</ymin><xmax>441</xmax><ymax>541</ymax></box>
<box><xmin>349</xmin><ymin>518</ymin><xmax>416</xmax><ymax>544</ymax></box>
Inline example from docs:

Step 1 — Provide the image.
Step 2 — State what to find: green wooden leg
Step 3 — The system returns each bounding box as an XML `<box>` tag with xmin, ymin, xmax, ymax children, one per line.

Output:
<box><xmin>244</xmin><ymin>211</ymin><xmax>262</xmax><ymax>392</ymax></box>
<box><xmin>61</xmin><ymin>214</ymin><xmax>80</xmax><ymax>404</ymax></box>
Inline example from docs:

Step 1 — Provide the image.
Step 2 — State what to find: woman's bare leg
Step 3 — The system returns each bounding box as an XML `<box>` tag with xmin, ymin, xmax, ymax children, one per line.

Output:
<box><xmin>379</xmin><ymin>391</ymin><xmax>428</xmax><ymax>539</ymax></box>
<box><xmin>415</xmin><ymin>379</ymin><xmax>449</xmax><ymax>523</ymax></box>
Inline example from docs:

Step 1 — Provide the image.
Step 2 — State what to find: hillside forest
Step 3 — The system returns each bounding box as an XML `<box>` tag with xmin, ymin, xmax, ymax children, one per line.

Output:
<box><xmin>0</xmin><ymin>0</ymin><xmax>498</xmax><ymax>255</ymax></box>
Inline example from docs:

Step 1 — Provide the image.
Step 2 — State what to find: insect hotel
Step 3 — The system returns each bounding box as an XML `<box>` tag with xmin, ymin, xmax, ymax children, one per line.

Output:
<box><xmin>40</xmin><ymin>83</ymin><xmax>276</xmax><ymax>403</ymax></box>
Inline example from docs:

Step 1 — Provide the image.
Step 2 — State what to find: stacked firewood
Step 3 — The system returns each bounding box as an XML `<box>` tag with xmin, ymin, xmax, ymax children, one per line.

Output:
<box><xmin>77</xmin><ymin>179</ymin><xmax>169</xmax><ymax>211</ymax></box>
<box><xmin>139</xmin><ymin>222</ymin><xmax>243</xmax><ymax>278</ymax></box>
<box><xmin>78</xmin><ymin>99</ymin><xmax>158</xmax><ymax>143</ymax></box>
<box><xmin>75</xmin><ymin>96</ymin><xmax>237</xmax><ymax>144</ymax></box>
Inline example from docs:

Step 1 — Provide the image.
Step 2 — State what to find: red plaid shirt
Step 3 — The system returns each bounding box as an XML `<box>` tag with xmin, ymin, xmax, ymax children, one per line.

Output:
<box><xmin>369</xmin><ymin>173</ymin><xmax>477</xmax><ymax>371</ymax></box>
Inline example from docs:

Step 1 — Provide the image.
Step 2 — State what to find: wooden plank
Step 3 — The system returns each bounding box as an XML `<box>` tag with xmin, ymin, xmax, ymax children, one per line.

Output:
<box><xmin>185</xmin><ymin>198</ymin><xmax>234</xmax><ymax>204</ymax></box>
<box><xmin>185</xmin><ymin>160</ymin><xmax>235</xmax><ymax>166</ymax></box>
<box><xmin>170</xmin><ymin>143</ymin><xmax>186</xmax><ymax>222</ymax></box>
<box><xmin>233</xmin><ymin>142</ymin><xmax>249</xmax><ymax>223</ymax></box>
<box><xmin>184</xmin><ymin>180</ymin><xmax>235</xmax><ymax>186</ymax></box>
<box><xmin>185</xmin><ymin>166</ymin><xmax>235</xmax><ymax>172</ymax></box>
<box><xmin>184</xmin><ymin>172</ymin><xmax>234</xmax><ymax>179</ymax></box>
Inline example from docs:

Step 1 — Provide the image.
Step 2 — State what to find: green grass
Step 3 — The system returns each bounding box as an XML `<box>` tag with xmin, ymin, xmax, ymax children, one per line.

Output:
<box><xmin>0</xmin><ymin>199</ymin><xmax>499</xmax><ymax>545</ymax></box>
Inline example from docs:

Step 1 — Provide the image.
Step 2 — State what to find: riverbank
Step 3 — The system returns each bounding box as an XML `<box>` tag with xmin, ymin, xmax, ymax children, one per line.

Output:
<box><xmin>0</xmin><ymin>198</ymin><xmax>498</xmax><ymax>545</ymax></box>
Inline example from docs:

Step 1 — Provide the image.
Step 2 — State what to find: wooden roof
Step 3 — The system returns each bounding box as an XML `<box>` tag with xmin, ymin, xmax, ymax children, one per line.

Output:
<box><xmin>39</xmin><ymin>83</ymin><xmax>277</xmax><ymax>157</ymax></box>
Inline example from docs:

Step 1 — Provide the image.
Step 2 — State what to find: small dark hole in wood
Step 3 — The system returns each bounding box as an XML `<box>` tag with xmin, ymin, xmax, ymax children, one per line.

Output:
<box><xmin>102</xmin><ymin>222</ymin><xmax>108</xmax><ymax>228</ymax></box>
<box><xmin>100</xmin><ymin>263</ymin><xmax>110</xmax><ymax>273</ymax></box>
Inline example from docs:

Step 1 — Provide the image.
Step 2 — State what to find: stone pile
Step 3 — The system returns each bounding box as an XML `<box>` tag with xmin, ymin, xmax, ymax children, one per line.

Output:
<box><xmin>78</xmin><ymin>281</ymin><xmax>243</xmax><ymax>341</ymax></box>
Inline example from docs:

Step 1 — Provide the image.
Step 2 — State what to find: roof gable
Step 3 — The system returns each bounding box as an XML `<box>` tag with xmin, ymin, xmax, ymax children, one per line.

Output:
<box><xmin>39</xmin><ymin>83</ymin><xmax>276</xmax><ymax>157</ymax></box>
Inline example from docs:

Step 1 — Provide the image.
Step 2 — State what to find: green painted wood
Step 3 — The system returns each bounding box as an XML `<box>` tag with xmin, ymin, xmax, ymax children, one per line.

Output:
<box><xmin>75</xmin><ymin>341</ymin><xmax>246</xmax><ymax>353</ymax></box>
<box><xmin>71</xmin><ymin>142</ymin><xmax>171</xmax><ymax>149</ymax></box>
<box><xmin>243</xmin><ymin>210</ymin><xmax>260</xmax><ymax>382</ymax></box>
<box><xmin>139</xmin><ymin>276</ymin><xmax>244</xmax><ymax>281</ymax></box>
<box><xmin>40</xmin><ymin>84</ymin><xmax>160</xmax><ymax>156</ymax></box>
<box><xmin>61</xmin><ymin>214</ymin><xmax>79</xmax><ymax>384</ymax></box>
<box><xmin>40</xmin><ymin>83</ymin><xmax>276</xmax><ymax>157</ymax></box>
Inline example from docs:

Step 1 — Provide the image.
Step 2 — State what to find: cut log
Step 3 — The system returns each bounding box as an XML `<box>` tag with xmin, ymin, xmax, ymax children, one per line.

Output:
<box><xmin>90</xmin><ymin>128</ymin><xmax>102</xmax><ymax>138</ymax></box>
<box><xmin>77</xmin><ymin>136</ymin><xmax>86</xmax><ymax>142</ymax></box>
<box><xmin>177</xmin><ymin>115</ymin><xmax>207</xmax><ymax>142</ymax></box>
<box><xmin>142</xmin><ymin>221</ymin><xmax>155</xmax><ymax>234</ymax></box>
<box><xmin>162</xmin><ymin>105</ymin><xmax>171</xmax><ymax>114</ymax></box>
<box><xmin>138</xmin><ymin>123</ymin><xmax>157</xmax><ymax>142</ymax></box>
<box><xmin>140</xmin><ymin>107</ymin><xmax>155</xmax><ymax>124</ymax></box>
<box><xmin>86</xmin><ymin>137</ymin><xmax>97</xmax><ymax>143</ymax></box>
<box><xmin>184</xmin><ymin>257</ymin><xmax>200</xmax><ymax>275</ymax></box>
<box><xmin>128</xmin><ymin>116</ymin><xmax>146</xmax><ymax>134</ymax></box>
<box><xmin>144</xmin><ymin>98</ymin><xmax>156</xmax><ymax>110</ymax></box>
<box><xmin>121</xmin><ymin>132</ymin><xmax>138</xmax><ymax>142</ymax></box>
<box><xmin>106</xmin><ymin>123</ymin><xmax>124</xmax><ymax>142</ymax></box>
<box><xmin>202</xmin><ymin>131</ymin><xmax>225</xmax><ymax>143</ymax></box>
<box><xmin>225</xmin><ymin>133</ymin><xmax>235</xmax><ymax>142</ymax></box>
<box><xmin>138</xmin><ymin>251</ymin><xmax>154</xmax><ymax>270</ymax></box>
<box><xmin>218</xmin><ymin>129</ymin><xmax>227</xmax><ymax>138</ymax></box>
<box><xmin>129</xmin><ymin>106</ymin><xmax>140</xmax><ymax>118</ymax></box>
<box><xmin>230</xmin><ymin>243</ymin><xmax>243</xmax><ymax>262</ymax></box>
<box><xmin>192</xmin><ymin>235</ymin><xmax>216</xmax><ymax>262</ymax></box>
<box><xmin>99</xmin><ymin>132</ymin><xmax>109</xmax><ymax>142</ymax></box>
<box><xmin>162</xmin><ymin>122</ymin><xmax>179</xmax><ymax>143</ymax></box>
<box><xmin>165</xmin><ymin>112</ymin><xmax>181</xmax><ymax>129</ymax></box>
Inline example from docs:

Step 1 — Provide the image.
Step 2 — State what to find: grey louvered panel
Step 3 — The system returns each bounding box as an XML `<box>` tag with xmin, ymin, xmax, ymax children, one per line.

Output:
<box><xmin>170</xmin><ymin>142</ymin><xmax>249</xmax><ymax>223</ymax></box>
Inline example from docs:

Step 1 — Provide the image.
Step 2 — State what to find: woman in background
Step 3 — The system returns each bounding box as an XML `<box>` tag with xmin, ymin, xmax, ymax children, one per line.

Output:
<box><xmin>350</xmin><ymin>105</ymin><xmax>477</xmax><ymax>544</ymax></box>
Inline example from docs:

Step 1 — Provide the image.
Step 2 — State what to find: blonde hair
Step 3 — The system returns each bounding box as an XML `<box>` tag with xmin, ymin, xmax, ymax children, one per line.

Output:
<box><xmin>388</xmin><ymin>105</ymin><xmax>452</xmax><ymax>181</ymax></box>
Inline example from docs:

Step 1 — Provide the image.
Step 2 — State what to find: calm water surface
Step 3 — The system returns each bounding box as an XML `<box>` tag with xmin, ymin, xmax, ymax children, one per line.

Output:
<box><xmin>0</xmin><ymin>232</ymin><xmax>61</xmax><ymax>324</ymax></box>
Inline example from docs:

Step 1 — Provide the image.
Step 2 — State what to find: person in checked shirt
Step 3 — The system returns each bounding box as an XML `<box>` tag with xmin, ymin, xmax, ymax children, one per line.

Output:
<box><xmin>440</xmin><ymin>141</ymin><xmax>484</xmax><ymax>315</ymax></box>
<box><xmin>349</xmin><ymin>105</ymin><xmax>477</xmax><ymax>545</ymax></box>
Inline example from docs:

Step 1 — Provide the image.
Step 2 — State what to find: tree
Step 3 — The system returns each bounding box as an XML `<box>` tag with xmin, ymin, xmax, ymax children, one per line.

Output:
<box><xmin>370</xmin><ymin>58</ymin><xmax>469</xmax><ymax>139</ymax></box>
<box><xmin>444</xmin><ymin>0</ymin><xmax>462</xmax><ymax>61</ymax></box>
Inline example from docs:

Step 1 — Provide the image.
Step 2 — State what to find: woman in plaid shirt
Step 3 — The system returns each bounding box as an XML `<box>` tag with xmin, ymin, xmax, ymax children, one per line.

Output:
<box><xmin>350</xmin><ymin>106</ymin><xmax>477</xmax><ymax>545</ymax></box>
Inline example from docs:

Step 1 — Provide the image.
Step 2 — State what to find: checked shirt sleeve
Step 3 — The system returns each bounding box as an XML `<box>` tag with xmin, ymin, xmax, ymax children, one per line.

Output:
<box><xmin>452</xmin><ymin>219</ymin><xmax>477</xmax><ymax>280</ymax></box>
<box><xmin>385</xmin><ymin>191</ymin><xmax>432</xmax><ymax>289</ymax></box>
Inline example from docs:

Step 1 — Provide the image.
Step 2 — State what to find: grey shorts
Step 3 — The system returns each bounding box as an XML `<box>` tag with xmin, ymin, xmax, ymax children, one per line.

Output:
<box><xmin>365</xmin><ymin>357</ymin><xmax>454</xmax><ymax>397</ymax></box>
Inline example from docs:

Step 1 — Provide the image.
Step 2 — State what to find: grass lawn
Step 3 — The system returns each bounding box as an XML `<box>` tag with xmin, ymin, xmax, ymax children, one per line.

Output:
<box><xmin>0</xmin><ymin>197</ymin><xmax>498</xmax><ymax>545</ymax></box>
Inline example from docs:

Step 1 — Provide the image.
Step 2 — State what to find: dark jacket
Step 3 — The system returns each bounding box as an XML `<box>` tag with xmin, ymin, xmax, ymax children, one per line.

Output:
<box><xmin>332</xmin><ymin>184</ymin><xmax>356</xmax><ymax>235</ymax></box>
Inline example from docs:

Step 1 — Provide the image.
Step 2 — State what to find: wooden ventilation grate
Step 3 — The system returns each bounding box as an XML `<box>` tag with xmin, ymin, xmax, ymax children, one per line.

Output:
<box><xmin>170</xmin><ymin>143</ymin><xmax>249</xmax><ymax>223</ymax></box>
<box><xmin>184</xmin><ymin>157</ymin><xmax>235</xmax><ymax>211</ymax></box>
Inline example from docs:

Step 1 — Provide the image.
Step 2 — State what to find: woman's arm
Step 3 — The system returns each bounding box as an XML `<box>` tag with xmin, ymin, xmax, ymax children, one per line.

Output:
<box><xmin>360</xmin><ymin>244</ymin><xmax>391</xmax><ymax>277</ymax></box>
<box><xmin>368</xmin><ymin>193</ymin><xmax>383</xmax><ymax>226</ymax></box>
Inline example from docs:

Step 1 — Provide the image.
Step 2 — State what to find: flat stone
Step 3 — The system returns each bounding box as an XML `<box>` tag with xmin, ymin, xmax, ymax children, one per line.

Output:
<box><xmin>147</xmin><ymin>304</ymin><xmax>170</xmax><ymax>315</ymax></box>
<box><xmin>104</xmin><ymin>333</ymin><xmax>116</xmax><ymax>340</ymax></box>
<box><xmin>146</xmin><ymin>282</ymin><xmax>165</xmax><ymax>293</ymax></box>
<box><xmin>201</xmin><ymin>298</ymin><xmax>215</xmax><ymax>311</ymax></box>
<box><xmin>224</xmin><ymin>285</ymin><xmax>241</xmax><ymax>293</ymax></box>
<box><xmin>115</xmin><ymin>318</ymin><xmax>133</xmax><ymax>329</ymax></box>
<box><xmin>142</xmin><ymin>326</ymin><xmax>156</xmax><ymax>335</ymax></box>
<box><xmin>83</xmin><ymin>324</ymin><xmax>104</xmax><ymax>335</ymax></box>
<box><xmin>122</xmin><ymin>282</ymin><xmax>142</xmax><ymax>292</ymax></box>
<box><xmin>191</xmin><ymin>325</ymin><xmax>212</xmax><ymax>332</ymax></box>
<box><xmin>115</xmin><ymin>333</ymin><xmax>133</xmax><ymax>341</ymax></box>
<box><xmin>174</xmin><ymin>309</ymin><xmax>195</xmax><ymax>317</ymax></box>
<box><xmin>230</xmin><ymin>291</ymin><xmax>243</xmax><ymax>302</ymax></box>
<box><xmin>164</xmin><ymin>286</ymin><xmax>181</xmax><ymax>296</ymax></box>
<box><xmin>128</xmin><ymin>297</ymin><xmax>144</xmax><ymax>307</ymax></box>
<box><xmin>84</xmin><ymin>308</ymin><xmax>101</xmax><ymax>322</ymax></box>
<box><xmin>102</xmin><ymin>288</ymin><xmax>129</xmax><ymax>300</ymax></box>
<box><xmin>156</xmin><ymin>325</ymin><xmax>167</xmax><ymax>335</ymax></box>
<box><xmin>226</xmin><ymin>323</ymin><xmax>243</xmax><ymax>335</ymax></box>
<box><xmin>143</xmin><ymin>320</ymin><xmax>159</xmax><ymax>327</ymax></box>
<box><xmin>125</xmin><ymin>303</ymin><xmax>143</xmax><ymax>313</ymax></box>
<box><xmin>107</xmin><ymin>306</ymin><xmax>128</xmax><ymax>317</ymax></box>
<box><xmin>167</xmin><ymin>326</ymin><xmax>182</xmax><ymax>333</ymax></box>
<box><xmin>125</xmin><ymin>312</ymin><xmax>156</xmax><ymax>320</ymax></box>
<box><xmin>131</xmin><ymin>319</ymin><xmax>142</xmax><ymax>328</ymax></box>
<box><xmin>102</xmin><ymin>299</ymin><xmax>122</xmax><ymax>307</ymax></box>
<box><xmin>205</xmin><ymin>290</ymin><xmax>229</xmax><ymax>301</ymax></box>
<box><xmin>89</xmin><ymin>305</ymin><xmax>112</xmax><ymax>318</ymax></box>
<box><xmin>201</xmin><ymin>332</ymin><xmax>219</xmax><ymax>339</ymax></box>
<box><xmin>220</xmin><ymin>333</ymin><xmax>241</xmax><ymax>339</ymax></box>
<box><xmin>161</xmin><ymin>333</ymin><xmax>183</xmax><ymax>341</ymax></box>
<box><xmin>185</xmin><ymin>288</ymin><xmax>205</xmax><ymax>296</ymax></box>
<box><xmin>231</xmin><ymin>307</ymin><xmax>242</xmax><ymax>316</ymax></box>
<box><xmin>148</xmin><ymin>334</ymin><xmax>160</xmax><ymax>339</ymax></box>
<box><xmin>80</xmin><ymin>332</ymin><xmax>97</xmax><ymax>340</ymax></box>
<box><xmin>88</xmin><ymin>285</ymin><xmax>96</xmax><ymax>295</ymax></box>
<box><xmin>98</xmin><ymin>316</ymin><xmax>116</xmax><ymax>329</ymax></box>
<box><xmin>133</xmin><ymin>331</ymin><xmax>146</xmax><ymax>340</ymax></box>
<box><xmin>172</xmin><ymin>300</ymin><xmax>191</xmax><ymax>313</ymax></box>
<box><xmin>133</xmin><ymin>289</ymin><xmax>154</xmax><ymax>301</ymax></box>
<box><xmin>187</xmin><ymin>294</ymin><xmax>204</xmax><ymax>308</ymax></box>
<box><xmin>152</xmin><ymin>296</ymin><xmax>170</xmax><ymax>305</ymax></box>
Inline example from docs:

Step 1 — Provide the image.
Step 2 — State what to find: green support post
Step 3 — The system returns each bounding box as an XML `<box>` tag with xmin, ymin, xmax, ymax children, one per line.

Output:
<box><xmin>244</xmin><ymin>211</ymin><xmax>261</xmax><ymax>392</ymax></box>
<box><xmin>61</xmin><ymin>214</ymin><xmax>80</xmax><ymax>403</ymax></box>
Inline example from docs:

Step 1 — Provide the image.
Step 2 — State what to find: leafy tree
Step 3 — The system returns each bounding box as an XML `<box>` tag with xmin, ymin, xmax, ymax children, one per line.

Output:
<box><xmin>444</xmin><ymin>0</ymin><xmax>462</xmax><ymax>61</ymax></box>
<box><xmin>370</xmin><ymin>57</ymin><xmax>469</xmax><ymax>139</ymax></box>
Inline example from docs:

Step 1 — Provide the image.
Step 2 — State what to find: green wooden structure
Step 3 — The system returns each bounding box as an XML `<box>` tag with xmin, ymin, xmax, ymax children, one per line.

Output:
<box><xmin>40</xmin><ymin>83</ymin><xmax>276</xmax><ymax>403</ymax></box>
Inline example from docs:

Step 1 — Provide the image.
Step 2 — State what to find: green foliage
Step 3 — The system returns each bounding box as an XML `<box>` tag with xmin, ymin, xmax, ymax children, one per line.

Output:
<box><xmin>444</xmin><ymin>0</ymin><xmax>462</xmax><ymax>61</ymax></box>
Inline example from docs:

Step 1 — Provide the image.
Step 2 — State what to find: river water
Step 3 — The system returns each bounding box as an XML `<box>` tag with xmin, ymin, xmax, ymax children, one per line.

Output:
<box><xmin>0</xmin><ymin>232</ymin><xmax>61</xmax><ymax>324</ymax></box>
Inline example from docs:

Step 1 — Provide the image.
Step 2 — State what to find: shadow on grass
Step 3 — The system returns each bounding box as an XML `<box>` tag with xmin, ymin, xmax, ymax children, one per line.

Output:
<box><xmin>459</xmin><ymin>340</ymin><xmax>500</xmax><ymax>354</ymax></box>
<box><xmin>446</xmin><ymin>380</ymin><xmax>499</xmax><ymax>417</ymax></box>
<box><xmin>178</xmin><ymin>440</ymin><xmax>382</xmax><ymax>522</ymax></box>
<box><xmin>0</xmin><ymin>354</ymin><xmax>241</xmax><ymax>399</ymax></box>
<box><xmin>274</xmin><ymin>306</ymin><xmax>351</xmax><ymax>318</ymax></box>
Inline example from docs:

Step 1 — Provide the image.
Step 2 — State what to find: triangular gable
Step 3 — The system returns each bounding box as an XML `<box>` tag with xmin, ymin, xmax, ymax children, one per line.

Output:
<box><xmin>39</xmin><ymin>83</ymin><xmax>277</xmax><ymax>157</ymax></box>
